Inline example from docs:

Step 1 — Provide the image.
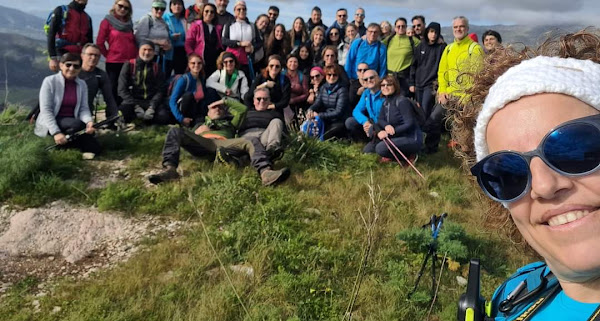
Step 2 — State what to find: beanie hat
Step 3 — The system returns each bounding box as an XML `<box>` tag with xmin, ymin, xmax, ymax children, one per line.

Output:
<box><xmin>474</xmin><ymin>56</ymin><xmax>600</xmax><ymax>161</ymax></box>
<box><xmin>233</xmin><ymin>0</ymin><xmax>246</xmax><ymax>11</ymax></box>
<box><xmin>310</xmin><ymin>66</ymin><xmax>325</xmax><ymax>76</ymax></box>
<box><xmin>139</xmin><ymin>40</ymin><xmax>155</xmax><ymax>48</ymax></box>
<box><xmin>222</xmin><ymin>52</ymin><xmax>236</xmax><ymax>62</ymax></box>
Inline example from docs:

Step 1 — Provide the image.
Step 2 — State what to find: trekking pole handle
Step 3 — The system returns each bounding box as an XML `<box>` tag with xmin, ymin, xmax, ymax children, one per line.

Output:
<box><xmin>457</xmin><ymin>258</ymin><xmax>486</xmax><ymax>321</ymax></box>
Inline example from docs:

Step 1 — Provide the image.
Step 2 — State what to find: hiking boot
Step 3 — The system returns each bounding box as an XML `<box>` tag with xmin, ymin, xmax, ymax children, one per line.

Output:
<box><xmin>144</xmin><ymin>107</ymin><xmax>155</xmax><ymax>120</ymax></box>
<box><xmin>215</xmin><ymin>147</ymin><xmax>243</xmax><ymax>167</ymax></box>
<box><xmin>267</xmin><ymin>146</ymin><xmax>285</xmax><ymax>162</ymax></box>
<box><xmin>406</xmin><ymin>154</ymin><xmax>418</xmax><ymax>165</ymax></box>
<box><xmin>134</xmin><ymin>105</ymin><xmax>145</xmax><ymax>119</ymax></box>
<box><xmin>261</xmin><ymin>167</ymin><xmax>290</xmax><ymax>186</ymax></box>
<box><xmin>148</xmin><ymin>165</ymin><xmax>180</xmax><ymax>184</ymax></box>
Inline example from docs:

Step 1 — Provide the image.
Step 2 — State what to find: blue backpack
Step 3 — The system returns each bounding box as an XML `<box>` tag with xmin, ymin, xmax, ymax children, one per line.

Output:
<box><xmin>44</xmin><ymin>5</ymin><xmax>68</xmax><ymax>36</ymax></box>
<box><xmin>300</xmin><ymin>116</ymin><xmax>325</xmax><ymax>141</ymax></box>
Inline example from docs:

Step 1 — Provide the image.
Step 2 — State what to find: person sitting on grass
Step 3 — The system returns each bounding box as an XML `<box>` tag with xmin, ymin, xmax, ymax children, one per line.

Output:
<box><xmin>169</xmin><ymin>53</ymin><xmax>220</xmax><ymax>127</ymax></box>
<box><xmin>238</xmin><ymin>88</ymin><xmax>285</xmax><ymax>159</ymax></box>
<box><xmin>35</xmin><ymin>53</ymin><xmax>101</xmax><ymax>158</ymax></box>
<box><xmin>149</xmin><ymin>97</ymin><xmax>290</xmax><ymax>186</ymax></box>
<box><xmin>78</xmin><ymin>43</ymin><xmax>119</xmax><ymax>125</ymax></box>
<box><xmin>118</xmin><ymin>41</ymin><xmax>172</xmax><ymax>124</ymax></box>
<box><xmin>206</xmin><ymin>52</ymin><xmax>249</xmax><ymax>102</ymax></box>
<box><xmin>364</xmin><ymin>75</ymin><xmax>422</xmax><ymax>162</ymax></box>
<box><xmin>306</xmin><ymin>65</ymin><xmax>349</xmax><ymax>139</ymax></box>
<box><xmin>345</xmin><ymin>69</ymin><xmax>384</xmax><ymax>142</ymax></box>
<box><xmin>245</xmin><ymin>55</ymin><xmax>291</xmax><ymax>116</ymax></box>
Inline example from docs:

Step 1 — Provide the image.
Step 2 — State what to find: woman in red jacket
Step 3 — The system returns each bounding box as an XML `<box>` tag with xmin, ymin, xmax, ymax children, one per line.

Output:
<box><xmin>97</xmin><ymin>0</ymin><xmax>137</xmax><ymax>104</ymax></box>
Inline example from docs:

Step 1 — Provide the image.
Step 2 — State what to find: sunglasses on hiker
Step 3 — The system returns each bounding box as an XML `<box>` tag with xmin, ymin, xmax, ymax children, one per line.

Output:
<box><xmin>117</xmin><ymin>3</ymin><xmax>130</xmax><ymax>11</ymax></box>
<box><xmin>471</xmin><ymin>114</ymin><xmax>600</xmax><ymax>202</ymax></box>
<box><xmin>64</xmin><ymin>62</ymin><xmax>81</xmax><ymax>69</ymax></box>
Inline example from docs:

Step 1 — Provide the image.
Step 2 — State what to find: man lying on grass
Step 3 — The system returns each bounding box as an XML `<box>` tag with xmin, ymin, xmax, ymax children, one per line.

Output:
<box><xmin>149</xmin><ymin>93</ymin><xmax>290</xmax><ymax>186</ymax></box>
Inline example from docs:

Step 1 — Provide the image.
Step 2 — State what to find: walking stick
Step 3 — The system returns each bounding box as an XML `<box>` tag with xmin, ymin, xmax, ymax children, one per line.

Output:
<box><xmin>382</xmin><ymin>136</ymin><xmax>426</xmax><ymax>180</ymax></box>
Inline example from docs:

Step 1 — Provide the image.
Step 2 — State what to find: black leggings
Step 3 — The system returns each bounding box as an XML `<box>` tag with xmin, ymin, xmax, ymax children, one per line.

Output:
<box><xmin>55</xmin><ymin>117</ymin><xmax>101</xmax><ymax>154</ymax></box>
<box><xmin>165</xmin><ymin>46</ymin><xmax>188</xmax><ymax>77</ymax></box>
<box><xmin>105</xmin><ymin>62</ymin><xmax>124</xmax><ymax>106</ymax></box>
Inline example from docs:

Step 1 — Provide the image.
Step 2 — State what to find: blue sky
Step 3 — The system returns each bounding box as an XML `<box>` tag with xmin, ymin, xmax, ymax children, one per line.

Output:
<box><xmin>2</xmin><ymin>0</ymin><xmax>599</xmax><ymax>27</ymax></box>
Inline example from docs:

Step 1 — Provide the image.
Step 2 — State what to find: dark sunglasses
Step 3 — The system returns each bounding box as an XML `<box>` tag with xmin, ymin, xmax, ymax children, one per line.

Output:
<box><xmin>64</xmin><ymin>62</ymin><xmax>81</xmax><ymax>69</ymax></box>
<box><xmin>310</xmin><ymin>74</ymin><xmax>321</xmax><ymax>79</ymax></box>
<box><xmin>256</xmin><ymin>97</ymin><xmax>269</xmax><ymax>102</ymax></box>
<box><xmin>223</xmin><ymin>59</ymin><xmax>235</xmax><ymax>64</ymax></box>
<box><xmin>326</xmin><ymin>73</ymin><xmax>338</xmax><ymax>77</ymax></box>
<box><xmin>153</xmin><ymin>7</ymin><xmax>166</xmax><ymax>12</ymax></box>
<box><xmin>471</xmin><ymin>114</ymin><xmax>600</xmax><ymax>202</ymax></box>
<box><xmin>268</xmin><ymin>64</ymin><xmax>281</xmax><ymax>69</ymax></box>
<box><xmin>362</xmin><ymin>75</ymin><xmax>375</xmax><ymax>82</ymax></box>
<box><xmin>330</xmin><ymin>33</ymin><xmax>339</xmax><ymax>36</ymax></box>
<box><xmin>117</xmin><ymin>4</ymin><xmax>130</xmax><ymax>11</ymax></box>
<box><xmin>338</xmin><ymin>14</ymin><xmax>347</xmax><ymax>18</ymax></box>
<box><xmin>357</xmin><ymin>68</ymin><xmax>368</xmax><ymax>73</ymax></box>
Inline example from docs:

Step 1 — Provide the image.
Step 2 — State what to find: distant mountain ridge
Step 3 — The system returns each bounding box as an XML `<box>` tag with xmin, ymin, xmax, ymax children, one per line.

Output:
<box><xmin>0</xmin><ymin>5</ymin><xmax>45</xmax><ymax>40</ymax></box>
<box><xmin>440</xmin><ymin>24</ymin><xmax>587</xmax><ymax>47</ymax></box>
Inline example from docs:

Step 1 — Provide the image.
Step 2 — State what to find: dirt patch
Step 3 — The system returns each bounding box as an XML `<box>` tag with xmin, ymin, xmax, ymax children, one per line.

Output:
<box><xmin>0</xmin><ymin>201</ymin><xmax>185</xmax><ymax>288</ymax></box>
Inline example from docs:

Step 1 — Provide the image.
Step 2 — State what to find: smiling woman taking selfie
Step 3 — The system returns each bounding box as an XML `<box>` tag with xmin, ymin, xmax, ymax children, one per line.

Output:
<box><xmin>450</xmin><ymin>31</ymin><xmax>600</xmax><ymax>320</ymax></box>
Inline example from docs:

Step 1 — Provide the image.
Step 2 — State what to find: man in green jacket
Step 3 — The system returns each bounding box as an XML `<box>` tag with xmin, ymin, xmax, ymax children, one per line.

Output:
<box><xmin>384</xmin><ymin>17</ymin><xmax>420</xmax><ymax>96</ymax></box>
<box><xmin>149</xmin><ymin>97</ymin><xmax>289</xmax><ymax>186</ymax></box>
<box><xmin>437</xmin><ymin>16</ymin><xmax>483</xmax><ymax>105</ymax></box>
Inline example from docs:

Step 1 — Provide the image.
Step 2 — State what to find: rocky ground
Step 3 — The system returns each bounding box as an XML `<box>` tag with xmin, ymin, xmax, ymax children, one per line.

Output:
<box><xmin>0</xmin><ymin>201</ymin><xmax>186</xmax><ymax>295</ymax></box>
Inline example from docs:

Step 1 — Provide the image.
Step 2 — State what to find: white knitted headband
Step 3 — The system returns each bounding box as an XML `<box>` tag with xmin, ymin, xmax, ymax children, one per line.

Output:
<box><xmin>474</xmin><ymin>56</ymin><xmax>600</xmax><ymax>161</ymax></box>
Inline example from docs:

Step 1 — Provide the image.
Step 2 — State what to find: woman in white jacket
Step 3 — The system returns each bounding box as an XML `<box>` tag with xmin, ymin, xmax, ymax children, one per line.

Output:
<box><xmin>207</xmin><ymin>52</ymin><xmax>249</xmax><ymax>101</ymax></box>
<box><xmin>35</xmin><ymin>53</ymin><xmax>101</xmax><ymax>156</ymax></box>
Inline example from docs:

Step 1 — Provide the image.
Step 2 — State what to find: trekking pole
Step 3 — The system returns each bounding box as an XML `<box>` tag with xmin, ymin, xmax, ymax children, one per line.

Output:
<box><xmin>382</xmin><ymin>136</ymin><xmax>426</xmax><ymax>180</ymax></box>
<box><xmin>408</xmin><ymin>213</ymin><xmax>447</xmax><ymax>299</ymax></box>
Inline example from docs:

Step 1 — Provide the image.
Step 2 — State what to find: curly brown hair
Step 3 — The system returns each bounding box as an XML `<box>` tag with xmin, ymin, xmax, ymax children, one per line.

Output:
<box><xmin>215</xmin><ymin>51</ymin><xmax>239</xmax><ymax>70</ymax></box>
<box><xmin>447</xmin><ymin>29</ymin><xmax>600</xmax><ymax>240</ymax></box>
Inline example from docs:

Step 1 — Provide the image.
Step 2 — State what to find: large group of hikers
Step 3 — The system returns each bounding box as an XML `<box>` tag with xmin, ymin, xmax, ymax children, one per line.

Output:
<box><xmin>36</xmin><ymin>0</ymin><xmax>500</xmax><ymax>186</ymax></box>
<box><xmin>29</xmin><ymin>0</ymin><xmax>600</xmax><ymax>320</ymax></box>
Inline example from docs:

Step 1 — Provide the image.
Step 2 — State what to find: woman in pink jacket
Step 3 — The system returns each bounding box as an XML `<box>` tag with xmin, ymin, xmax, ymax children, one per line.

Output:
<box><xmin>96</xmin><ymin>0</ymin><xmax>137</xmax><ymax>104</ymax></box>
<box><xmin>185</xmin><ymin>3</ymin><xmax>223</xmax><ymax>76</ymax></box>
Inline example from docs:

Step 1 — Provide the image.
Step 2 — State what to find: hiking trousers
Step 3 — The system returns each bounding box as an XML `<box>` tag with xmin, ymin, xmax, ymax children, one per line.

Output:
<box><xmin>239</xmin><ymin>119</ymin><xmax>284</xmax><ymax>151</ymax></box>
<box><xmin>55</xmin><ymin>117</ymin><xmax>102</xmax><ymax>154</ymax></box>
<box><xmin>161</xmin><ymin>127</ymin><xmax>271</xmax><ymax>173</ymax></box>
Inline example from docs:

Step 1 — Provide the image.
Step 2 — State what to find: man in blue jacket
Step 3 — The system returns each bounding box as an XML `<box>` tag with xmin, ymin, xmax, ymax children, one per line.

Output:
<box><xmin>344</xmin><ymin>23</ymin><xmax>387</xmax><ymax>81</ymax></box>
<box><xmin>345</xmin><ymin>69</ymin><xmax>384</xmax><ymax>142</ymax></box>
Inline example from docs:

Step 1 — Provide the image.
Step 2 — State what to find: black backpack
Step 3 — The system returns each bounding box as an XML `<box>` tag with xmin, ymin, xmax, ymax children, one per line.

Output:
<box><xmin>407</xmin><ymin>98</ymin><xmax>426</xmax><ymax>128</ymax></box>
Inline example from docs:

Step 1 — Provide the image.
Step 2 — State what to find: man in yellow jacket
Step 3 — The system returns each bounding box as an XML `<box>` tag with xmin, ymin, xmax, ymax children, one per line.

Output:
<box><xmin>437</xmin><ymin>16</ymin><xmax>483</xmax><ymax>105</ymax></box>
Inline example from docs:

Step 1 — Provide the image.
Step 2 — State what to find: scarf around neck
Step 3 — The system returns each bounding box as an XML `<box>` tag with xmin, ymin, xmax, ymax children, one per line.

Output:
<box><xmin>105</xmin><ymin>14</ymin><xmax>133</xmax><ymax>32</ymax></box>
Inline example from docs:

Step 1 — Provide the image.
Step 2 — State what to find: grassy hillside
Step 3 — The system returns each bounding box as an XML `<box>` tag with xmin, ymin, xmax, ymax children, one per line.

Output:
<box><xmin>0</xmin><ymin>108</ymin><xmax>535</xmax><ymax>321</ymax></box>
<box><xmin>0</xmin><ymin>33</ymin><xmax>51</xmax><ymax>107</ymax></box>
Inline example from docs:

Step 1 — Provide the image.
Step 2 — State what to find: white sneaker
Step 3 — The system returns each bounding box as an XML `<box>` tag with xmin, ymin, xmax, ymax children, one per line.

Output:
<box><xmin>82</xmin><ymin>152</ymin><xmax>96</xmax><ymax>160</ymax></box>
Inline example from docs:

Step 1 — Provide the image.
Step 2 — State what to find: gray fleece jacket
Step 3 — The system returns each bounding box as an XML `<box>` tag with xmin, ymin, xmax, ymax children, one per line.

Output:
<box><xmin>35</xmin><ymin>73</ymin><xmax>92</xmax><ymax>137</ymax></box>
